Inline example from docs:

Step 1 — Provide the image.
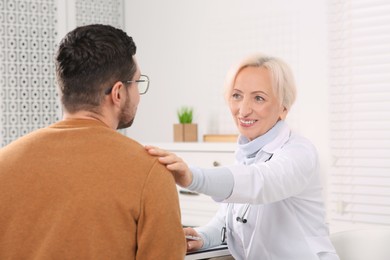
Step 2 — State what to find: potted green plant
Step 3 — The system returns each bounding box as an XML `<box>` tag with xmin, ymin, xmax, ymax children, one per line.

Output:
<box><xmin>177</xmin><ymin>107</ymin><xmax>193</xmax><ymax>124</ymax></box>
<box><xmin>174</xmin><ymin>106</ymin><xmax>198</xmax><ymax>142</ymax></box>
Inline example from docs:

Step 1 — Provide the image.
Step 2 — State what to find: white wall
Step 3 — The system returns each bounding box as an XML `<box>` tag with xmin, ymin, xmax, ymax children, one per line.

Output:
<box><xmin>125</xmin><ymin>0</ymin><xmax>329</xmax><ymax>140</ymax></box>
<box><xmin>124</xmin><ymin>0</ymin><xmax>331</xmax><ymax>200</ymax></box>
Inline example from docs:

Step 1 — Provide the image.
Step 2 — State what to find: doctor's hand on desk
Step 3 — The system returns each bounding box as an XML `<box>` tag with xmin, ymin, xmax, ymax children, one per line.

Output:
<box><xmin>184</xmin><ymin>227</ymin><xmax>204</xmax><ymax>252</ymax></box>
<box><xmin>145</xmin><ymin>145</ymin><xmax>193</xmax><ymax>188</ymax></box>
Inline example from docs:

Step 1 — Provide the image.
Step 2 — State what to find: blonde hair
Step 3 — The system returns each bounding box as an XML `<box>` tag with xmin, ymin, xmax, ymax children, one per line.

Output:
<box><xmin>224</xmin><ymin>53</ymin><xmax>297</xmax><ymax>111</ymax></box>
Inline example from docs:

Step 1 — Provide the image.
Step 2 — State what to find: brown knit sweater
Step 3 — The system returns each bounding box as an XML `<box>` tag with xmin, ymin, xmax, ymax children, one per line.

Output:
<box><xmin>0</xmin><ymin>119</ymin><xmax>186</xmax><ymax>259</ymax></box>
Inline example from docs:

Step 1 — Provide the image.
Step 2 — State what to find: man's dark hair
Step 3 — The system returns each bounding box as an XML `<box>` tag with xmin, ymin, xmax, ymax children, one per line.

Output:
<box><xmin>55</xmin><ymin>24</ymin><xmax>137</xmax><ymax>113</ymax></box>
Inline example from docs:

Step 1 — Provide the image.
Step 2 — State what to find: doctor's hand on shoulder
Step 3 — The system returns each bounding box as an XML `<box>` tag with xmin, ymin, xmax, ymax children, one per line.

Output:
<box><xmin>145</xmin><ymin>145</ymin><xmax>192</xmax><ymax>188</ymax></box>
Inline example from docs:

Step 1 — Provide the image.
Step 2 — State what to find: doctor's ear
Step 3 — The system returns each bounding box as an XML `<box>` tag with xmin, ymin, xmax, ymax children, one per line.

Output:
<box><xmin>279</xmin><ymin>107</ymin><xmax>288</xmax><ymax>120</ymax></box>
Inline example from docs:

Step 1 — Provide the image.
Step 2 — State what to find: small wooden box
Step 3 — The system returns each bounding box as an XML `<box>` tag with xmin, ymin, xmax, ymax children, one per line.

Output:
<box><xmin>174</xmin><ymin>124</ymin><xmax>198</xmax><ymax>142</ymax></box>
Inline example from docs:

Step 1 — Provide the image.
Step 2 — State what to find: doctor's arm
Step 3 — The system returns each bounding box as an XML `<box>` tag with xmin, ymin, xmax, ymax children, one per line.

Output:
<box><xmin>225</xmin><ymin>139</ymin><xmax>319</xmax><ymax>204</ymax></box>
<box><xmin>146</xmin><ymin>139</ymin><xmax>318</xmax><ymax>204</ymax></box>
<box><xmin>187</xmin><ymin>139</ymin><xmax>318</xmax><ymax>205</ymax></box>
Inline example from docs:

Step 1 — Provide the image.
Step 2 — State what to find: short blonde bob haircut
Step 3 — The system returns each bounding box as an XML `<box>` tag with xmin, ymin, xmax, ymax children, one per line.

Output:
<box><xmin>224</xmin><ymin>53</ymin><xmax>297</xmax><ymax>111</ymax></box>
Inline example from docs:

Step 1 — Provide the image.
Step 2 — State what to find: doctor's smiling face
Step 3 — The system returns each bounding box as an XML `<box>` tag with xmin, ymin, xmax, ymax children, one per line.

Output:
<box><xmin>229</xmin><ymin>66</ymin><xmax>287</xmax><ymax>141</ymax></box>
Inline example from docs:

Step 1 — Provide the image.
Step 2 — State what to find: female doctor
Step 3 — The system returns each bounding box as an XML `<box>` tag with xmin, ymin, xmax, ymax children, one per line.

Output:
<box><xmin>146</xmin><ymin>53</ymin><xmax>339</xmax><ymax>260</ymax></box>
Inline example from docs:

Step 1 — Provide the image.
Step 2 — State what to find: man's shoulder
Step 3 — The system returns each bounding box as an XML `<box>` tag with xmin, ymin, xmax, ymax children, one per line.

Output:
<box><xmin>1</xmin><ymin>127</ymin><xmax>49</xmax><ymax>150</ymax></box>
<box><xmin>109</xmin><ymin>132</ymin><xmax>146</xmax><ymax>152</ymax></box>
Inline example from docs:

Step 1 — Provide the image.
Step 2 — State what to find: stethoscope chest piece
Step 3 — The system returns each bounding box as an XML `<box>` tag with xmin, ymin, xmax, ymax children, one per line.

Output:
<box><xmin>236</xmin><ymin>203</ymin><xmax>250</xmax><ymax>224</ymax></box>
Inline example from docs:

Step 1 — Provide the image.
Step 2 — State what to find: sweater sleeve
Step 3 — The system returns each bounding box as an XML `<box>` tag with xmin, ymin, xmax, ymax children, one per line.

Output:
<box><xmin>187</xmin><ymin>166</ymin><xmax>234</xmax><ymax>201</ymax></box>
<box><xmin>136</xmin><ymin>160</ymin><xmax>186</xmax><ymax>259</ymax></box>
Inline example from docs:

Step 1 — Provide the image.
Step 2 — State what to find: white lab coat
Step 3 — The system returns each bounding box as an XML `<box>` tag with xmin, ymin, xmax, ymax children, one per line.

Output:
<box><xmin>198</xmin><ymin>122</ymin><xmax>339</xmax><ymax>260</ymax></box>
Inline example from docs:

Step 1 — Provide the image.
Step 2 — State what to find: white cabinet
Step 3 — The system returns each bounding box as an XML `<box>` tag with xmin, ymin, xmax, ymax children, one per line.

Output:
<box><xmin>151</xmin><ymin>143</ymin><xmax>236</xmax><ymax>227</ymax></box>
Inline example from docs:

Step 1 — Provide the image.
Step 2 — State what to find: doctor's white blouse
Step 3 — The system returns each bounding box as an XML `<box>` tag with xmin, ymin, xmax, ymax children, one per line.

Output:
<box><xmin>189</xmin><ymin>121</ymin><xmax>339</xmax><ymax>260</ymax></box>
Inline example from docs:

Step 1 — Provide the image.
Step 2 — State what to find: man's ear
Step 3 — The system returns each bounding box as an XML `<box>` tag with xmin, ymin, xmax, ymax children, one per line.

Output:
<box><xmin>109</xmin><ymin>81</ymin><xmax>124</xmax><ymax>105</ymax></box>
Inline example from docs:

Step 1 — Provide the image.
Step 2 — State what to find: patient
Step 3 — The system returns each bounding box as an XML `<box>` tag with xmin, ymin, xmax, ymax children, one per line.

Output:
<box><xmin>0</xmin><ymin>24</ymin><xmax>186</xmax><ymax>259</ymax></box>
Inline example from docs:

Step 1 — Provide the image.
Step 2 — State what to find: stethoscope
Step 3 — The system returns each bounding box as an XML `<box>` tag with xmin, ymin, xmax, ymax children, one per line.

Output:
<box><xmin>221</xmin><ymin>204</ymin><xmax>250</xmax><ymax>243</ymax></box>
<box><xmin>221</xmin><ymin>153</ymin><xmax>273</xmax><ymax>243</ymax></box>
<box><xmin>234</xmin><ymin>153</ymin><xmax>272</xmax><ymax>224</ymax></box>
<box><xmin>236</xmin><ymin>203</ymin><xmax>250</xmax><ymax>223</ymax></box>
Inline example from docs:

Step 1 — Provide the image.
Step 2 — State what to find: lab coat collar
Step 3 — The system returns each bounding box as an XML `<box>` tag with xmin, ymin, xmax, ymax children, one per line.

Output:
<box><xmin>262</xmin><ymin>120</ymin><xmax>291</xmax><ymax>154</ymax></box>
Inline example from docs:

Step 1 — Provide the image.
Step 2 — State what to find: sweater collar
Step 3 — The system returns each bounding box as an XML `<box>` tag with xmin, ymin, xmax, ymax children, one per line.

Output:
<box><xmin>50</xmin><ymin>118</ymin><xmax>110</xmax><ymax>129</ymax></box>
<box><xmin>236</xmin><ymin>120</ymin><xmax>287</xmax><ymax>159</ymax></box>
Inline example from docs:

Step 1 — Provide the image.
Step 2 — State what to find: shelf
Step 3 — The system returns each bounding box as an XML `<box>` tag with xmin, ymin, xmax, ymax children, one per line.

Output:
<box><xmin>146</xmin><ymin>142</ymin><xmax>236</xmax><ymax>153</ymax></box>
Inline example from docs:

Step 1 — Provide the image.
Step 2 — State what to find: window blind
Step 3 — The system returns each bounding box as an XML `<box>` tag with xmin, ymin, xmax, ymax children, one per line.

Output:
<box><xmin>328</xmin><ymin>0</ymin><xmax>390</xmax><ymax>225</ymax></box>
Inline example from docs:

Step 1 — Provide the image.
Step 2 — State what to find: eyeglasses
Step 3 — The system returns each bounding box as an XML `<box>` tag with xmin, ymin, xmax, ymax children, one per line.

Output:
<box><xmin>105</xmin><ymin>74</ymin><xmax>150</xmax><ymax>95</ymax></box>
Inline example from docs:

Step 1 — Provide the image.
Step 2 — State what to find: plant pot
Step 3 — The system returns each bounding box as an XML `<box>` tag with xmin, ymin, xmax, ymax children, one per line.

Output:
<box><xmin>174</xmin><ymin>124</ymin><xmax>198</xmax><ymax>142</ymax></box>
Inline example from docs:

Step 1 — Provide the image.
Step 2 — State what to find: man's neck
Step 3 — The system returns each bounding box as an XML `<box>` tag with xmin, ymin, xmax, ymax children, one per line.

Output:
<box><xmin>62</xmin><ymin>110</ymin><xmax>116</xmax><ymax>129</ymax></box>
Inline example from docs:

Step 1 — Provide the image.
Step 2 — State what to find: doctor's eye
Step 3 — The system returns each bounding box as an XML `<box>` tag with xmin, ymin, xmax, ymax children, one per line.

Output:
<box><xmin>255</xmin><ymin>95</ymin><xmax>265</xmax><ymax>102</ymax></box>
<box><xmin>232</xmin><ymin>93</ymin><xmax>242</xmax><ymax>100</ymax></box>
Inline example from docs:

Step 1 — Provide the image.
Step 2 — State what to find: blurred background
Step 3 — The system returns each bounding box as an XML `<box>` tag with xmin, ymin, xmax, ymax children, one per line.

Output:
<box><xmin>1</xmin><ymin>0</ymin><xmax>389</xmax><ymax>233</ymax></box>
